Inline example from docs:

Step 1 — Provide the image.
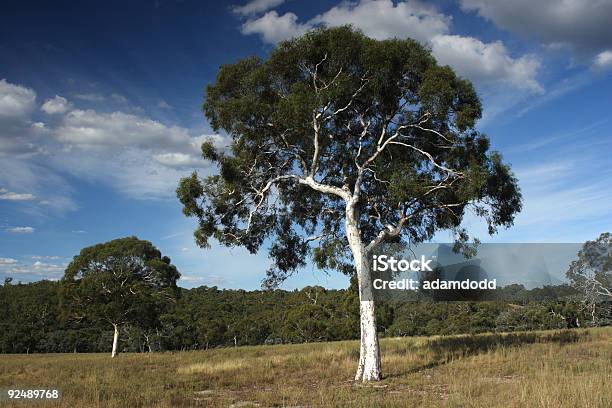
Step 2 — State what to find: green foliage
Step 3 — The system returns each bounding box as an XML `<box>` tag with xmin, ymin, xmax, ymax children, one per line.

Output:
<box><xmin>60</xmin><ymin>237</ymin><xmax>180</xmax><ymax>329</ymax></box>
<box><xmin>178</xmin><ymin>26</ymin><xmax>522</xmax><ymax>287</ymax></box>
<box><xmin>567</xmin><ymin>232</ymin><xmax>611</xmax><ymax>291</ymax></box>
<box><xmin>1</xmin><ymin>278</ymin><xmax>604</xmax><ymax>353</ymax></box>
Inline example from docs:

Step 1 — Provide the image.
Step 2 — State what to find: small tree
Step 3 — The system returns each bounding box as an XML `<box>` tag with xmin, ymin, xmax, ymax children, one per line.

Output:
<box><xmin>61</xmin><ymin>237</ymin><xmax>180</xmax><ymax>357</ymax></box>
<box><xmin>177</xmin><ymin>26</ymin><xmax>521</xmax><ymax>380</ymax></box>
<box><xmin>567</xmin><ymin>233</ymin><xmax>612</xmax><ymax>325</ymax></box>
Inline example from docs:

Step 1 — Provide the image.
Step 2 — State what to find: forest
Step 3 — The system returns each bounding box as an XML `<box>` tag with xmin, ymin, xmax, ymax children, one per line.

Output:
<box><xmin>1</xmin><ymin>276</ymin><xmax>608</xmax><ymax>354</ymax></box>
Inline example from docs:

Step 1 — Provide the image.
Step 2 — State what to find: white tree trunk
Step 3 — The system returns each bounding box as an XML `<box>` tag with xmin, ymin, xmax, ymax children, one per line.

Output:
<box><xmin>111</xmin><ymin>323</ymin><xmax>119</xmax><ymax>358</ymax></box>
<box><xmin>346</xmin><ymin>201</ymin><xmax>382</xmax><ymax>382</ymax></box>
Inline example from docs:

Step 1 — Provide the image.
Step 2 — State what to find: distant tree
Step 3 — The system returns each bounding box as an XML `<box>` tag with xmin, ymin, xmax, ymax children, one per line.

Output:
<box><xmin>177</xmin><ymin>26</ymin><xmax>521</xmax><ymax>381</ymax></box>
<box><xmin>283</xmin><ymin>303</ymin><xmax>331</xmax><ymax>343</ymax></box>
<box><xmin>0</xmin><ymin>280</ymin><xmax>59</xmax><ymax>353</ymax></box>
<box><xmin>61</xmin><ymin>237</ymin><xmax>180</xmax><ymax>357</ymax></box>
<box><xmin>567</xmin><ymin>233</ymin><xmax>612</xmax><ymax>325</ymax></box>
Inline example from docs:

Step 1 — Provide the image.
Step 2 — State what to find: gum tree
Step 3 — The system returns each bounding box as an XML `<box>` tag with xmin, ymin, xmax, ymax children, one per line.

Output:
<box><xmin>61</xmin><ymin>237</ymin><xmax>180</xmax><ymax>358</ymax></box>
<box><xmin>567</xmin><ymin>232</ymin><xmax>612</xmax><ymax>325</ymax></box>
<box><xmin>177</xmin><ymin>27</ymin><xmax>521</xmax><ymax>381</ymax></box>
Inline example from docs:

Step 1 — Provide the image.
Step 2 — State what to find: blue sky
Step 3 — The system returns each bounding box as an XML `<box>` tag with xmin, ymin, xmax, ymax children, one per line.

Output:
<box><xmin>1</xmin><ymin>0</ymin><xmax>611</xmax><ymax>289</ymax></box>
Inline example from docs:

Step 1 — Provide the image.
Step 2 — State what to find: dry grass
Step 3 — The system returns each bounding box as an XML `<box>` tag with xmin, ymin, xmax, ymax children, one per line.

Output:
<box><xmin>0</xmin><ymin>327</ymin><xmax>610</xmax><ymax>407</ymax></box>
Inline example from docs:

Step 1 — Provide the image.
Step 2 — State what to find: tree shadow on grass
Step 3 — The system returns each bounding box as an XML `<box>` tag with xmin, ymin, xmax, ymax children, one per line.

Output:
<box><xmin>386</xmin><ymin>329</ymin><xmax>586</xmax><ymax>379</ymax></box>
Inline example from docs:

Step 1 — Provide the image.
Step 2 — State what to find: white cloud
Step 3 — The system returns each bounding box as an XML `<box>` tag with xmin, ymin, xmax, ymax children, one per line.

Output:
<box><xmin>232</xmin><ymin>0</ymin><xmax>285</xmax><ymax>16</ymax></box>
<box><xmin>593</xmin><ymin>50</ymin><xmax>612</xmax><ymax>71</ymax></box>
<box><xmin>51</xmin><ymin>147</ymin><xmax>196</xmax><ymax>199</ymax></box>
<box><xmin>0</xmin><ymin>259</ymin><xmax>66</xmax><ymax>279</ymax></box>
<box><xmin>153</xmin><ymin>152</ymin><xmax>203</xmax><ymax>168</ymax></box>
<box><xmin>33</xmin><ymin>260</ymin><xmax>59</xmax><ymax>269</ymax></box>
<box><xmin>0</xmin><ymin>257</ymin><xmax>17</xmax><ymax>265</ymax></box>
<box><xmin>0</xmin><ymin>187</ymin><xmax>35</xmax><ymax>201</ymax></box>
<box><xmin>242</xmin><ymin>0</ymin><xmax>452</xmax><ymax>45</ymax></box>
<box><xmin>0</xmin><ymin>79</ymin><xmax>48</xmax><ymax>156</ymax></box>
<box><xmin>41</xmin><ymin>95</ymin><xmax>73</xmax><ymax>114</ymax></box>
<box><xmin>460</xmin><ymin>0</ymin><xmax>612</xmax><ymax>62</ymax></box>
<box><xmin>31</xmin><ymin>122</ymin><xmax>48</xmax><ymax>132</ymax></box>
<box><xmin>55</xmin><ymin>109</ymin><xmax>191</xmax><ymax>148</ymax></box>
<box><xmin>240</xmin><ymin>0</ymin><xmax>542</xmax><ymax>92</ymax></box>
<box><xmin>7</xmin><ymin>226</ymin><xmax>35</xmax><ymax>233</ymax></box>
<box><xmin>49</xmin><ymin>134</ymin><xmax>227</xmax><ymax>199</ymax></box>
<box><xmin>311</xmin><ymin>0</ymin><xmax>450</xmax><ymax>43</ymax></box>
<box><xmin>51</xmin><ymin>110</ymin><xmax>222</xmax><ymax>196</ymax></box>
<box><xmin>0</xmin><ymin>79</ymin><xmax>226</xmax><ymax>203</ymax></box>
<box><xmin>242</xmin><ymin>11</ymin><xmax>310</xmax><ymax>44</ymax></box>
<box><xmin>0</xmin><ymin>79</ymin><xmax>36</xmax><ymax>118</ymax></box>
<box><xmin>431</xmin><ymin>35</ymin><xmax>542</xmax><ymax>92</ymax></box>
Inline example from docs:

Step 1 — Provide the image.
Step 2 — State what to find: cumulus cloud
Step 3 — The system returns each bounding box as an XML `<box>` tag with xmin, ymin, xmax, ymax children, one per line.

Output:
<box><xmin>460</xmin><ymin>0</ymin><xmax>612</xmax><ymax>62</ymax></box>
<box><xmin>311</xmin><ymin>0</ymin><xmax>450</xmax><ymax>43</ymax></box>
<box><xmin>0</xmin><ymin>79</ymin><xmax>48</xmax><ymax>156</ymax></box>
<box><xmin>242</xmin><ymin>11</ymin><xmax>311</xmax><ymax>44</ymax></box>
<box><xmin>0</xmin><ymin>79</ymin><xmax>36</xmax><ymax>118</ymax></box>
<box><xmin>152</xmin><ymin>152</ymin><xmax>203</xmax><ymax>168</ymax></box>
<box><xmin>41</xmin><ymin>95</ymin><xmax>73</xmax><ymax>114</ymax></box>
<box><xmin>593</xmin><ymin>50</ymin><xmax>612</xmax><ymax>71</ymax></box>
<box><xmin>55</xmin><ymin>109</ymin><xmax>192</xmax><ymax>149</ymax></box>
<box><xmin>1</xmin><ymin>78</ymin><xmax>225</xmax><ymax>203</ymax></box>
<box><xmin>240</xmin><ymin>0</ymin><xmax>542</xmax><ymax>92</ymax></box>
<box><xmin>48</xmin><ymin>109</ymin><xmax>228</xmax><ymax>198</ymax></box>
<box><xmin>232</xmin><ymin>0</ymin><xmax>285</xmax><ymax>16</ymax></box>
<box><xmin>0</xmin><ymin>187</ymin><xmax>35</xmax><ymax>201</ymax></box>
<box><xmin>242</xmin><ymin>0</ymin><xmax>450</xmax><ymax>44</ymax></box>
<box><xmin>51</xmin><ymin>134</ymin><xmax>230</xmax><ymax>198</ymax></box>
<box><xmin>0</xmin><ymin>258</ymin><xmax>66</xmax><ymax>280</ymax></box>
<box><xmin>0</xmin><ymin>73</ymin><xmax>240</xmax><ymax>210</ymax></box>
<box><xmin>7</xmin><ymin>226</ymin><xmax>35</xmax><ymax>233</ymax></box>
<box><xmin>431</xmin><ymin>35</ymin><xmax>542</xmax><ymax>92</ymax></box>
<box><xmin>0</xmin><ymin>257</ymin><xmax>17</xmax><ymax>265</ymax></box>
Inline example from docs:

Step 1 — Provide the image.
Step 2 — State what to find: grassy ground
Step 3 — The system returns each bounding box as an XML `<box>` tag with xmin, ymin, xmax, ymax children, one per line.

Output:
<box><xmin>0</xmin><ymin>327</ymin><xmax>610</xmax><ymax>407</ymax></box>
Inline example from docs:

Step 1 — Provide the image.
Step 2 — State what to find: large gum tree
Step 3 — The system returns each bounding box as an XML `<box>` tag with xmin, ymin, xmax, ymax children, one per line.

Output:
<box><xmin>177</xmin><ymin>26</ymin><xmax>522</xmax><ymax>381</ymax></box>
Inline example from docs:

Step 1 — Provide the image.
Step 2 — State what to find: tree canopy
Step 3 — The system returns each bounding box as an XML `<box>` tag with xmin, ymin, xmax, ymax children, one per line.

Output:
<box><xmin>177</xmin><ymin>26</ymin><xmax>522</xmax><ymax>287</ymax></box>
<box><xmin>61</xmin><ymin>236</ymin><xmax>180</xmax><ymax>355</ymax></box>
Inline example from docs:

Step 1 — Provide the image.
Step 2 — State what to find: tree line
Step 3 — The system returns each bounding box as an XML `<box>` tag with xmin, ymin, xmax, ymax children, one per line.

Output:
<box><xmin>1</xmin><ymin>275</ymin><xmax>608</xmax><ymax>355</ymax></box>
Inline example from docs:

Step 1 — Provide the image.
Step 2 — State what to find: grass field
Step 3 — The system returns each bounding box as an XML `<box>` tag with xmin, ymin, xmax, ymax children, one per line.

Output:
<box><xmin>0</xmin><ymin>327</ymin><xmax>610</xmax><ymax>407</ymax></box>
